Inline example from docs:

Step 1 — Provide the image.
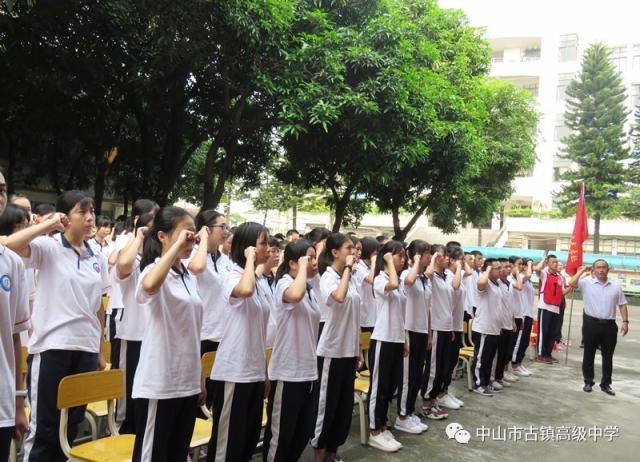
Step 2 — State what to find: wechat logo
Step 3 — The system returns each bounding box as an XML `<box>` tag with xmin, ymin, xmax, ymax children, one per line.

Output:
<box><xmin>446</xmin><ymin>422</ymin><xmax>471</xmax><ymax>444</ymax></box>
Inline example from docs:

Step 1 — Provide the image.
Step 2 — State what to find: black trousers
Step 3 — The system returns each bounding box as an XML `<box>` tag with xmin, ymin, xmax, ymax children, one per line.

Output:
<box><xmin>208</xmin><ymin>381</ymin><xmax>265</xmax><ymax>462</ymax></box>
<box><xmin>0</xmin><ymin>426</ymin><xmax>13</xmax><ymax>462</ymax></box>
<box><xmin>555</xmin><ymin>297</ymin><xmax>566</xmax><ymax>343</ymax></box>
<box><xmin>132</xmin><ymin>395</ymin><xmax>198</xmax><ymax>462</ymax></box>
<box><xmin>538</xmin><ymin>309</ymin><xmax>559</xmax><ymax>358</ymax></box>
<box><xmin>118</xmin><ymin>340</ymin><xmax>142</xmax><ymax>434</ymax></box>
<box><xmin>367</xmin><ymin>340</ymin><xmax>403</xmax><ymax>430</ymax></box>
<box><xmin>444</xmin><ymin>331</ymin><xmax>462</xmax><ymax>390</ymax></box>
<box><xmin>311</xmin><ymin>357</ymin><xmax>356</xmax><ymax>453</ymax></box>
<box><xmin>262</xmin><ymin>381</ymin><xmax>314</xmax><ymax>462</ymax></box>
<box><xmin>512</xmin><ymin>317</ymin><xmax>533</xmax><ymax>364</ymax></box>
<box><xmin>108</xmin><ymin>309</ymin><xmax>122</xmax><ymax>369</ymax></box>
<box><xmin>582</xmin><ymin>315</ymin><xmax>618</xmax><ymax>387</ymax></box>
<box><xmin>463</xmin><ymin>311</ymin><xmax>473</xmax><ymax>346</ymax></box>
<box><xmin>494</xmin><ymin>329</ymin><xmax>512</xmax><ymax>381</ymax></box>
<box><xmin>24</xmin><ymin>349</ymin><xmax>98</xmax><ymax>462</ymax></box>
<box><xmin>420</xmin><ymin>340</ymin><xmax>433</xmax><ymax>400</ymax></box>
<box><xmin>424</xmin><ymin>330</ymin><xmax>452</xmax><ymax>400</ymax></box>
<box><xmin>508</xmin><ymin>319</ymin><xmax>523</xmax><ymax>364</ymax></box>
<box><xmin>399</xmin><ymin>331</ymin><xmax>427</xmax><ymax>417</ymax></box>
<box><xmin>472</xmin><ymin>332</ymin><xmax>499</xmax><ymax>388</ymax></box>
<box><xmin>199</xmin><ymin>340</ymin><xmax>219</xmax><ymax>419</ymax></box>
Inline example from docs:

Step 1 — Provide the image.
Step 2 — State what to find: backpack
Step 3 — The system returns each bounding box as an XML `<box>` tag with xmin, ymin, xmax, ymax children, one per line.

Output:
<box><xmin>541</xmin><ymin>271</ymin><xmax>563</xmax><ymax>306</ymax></box>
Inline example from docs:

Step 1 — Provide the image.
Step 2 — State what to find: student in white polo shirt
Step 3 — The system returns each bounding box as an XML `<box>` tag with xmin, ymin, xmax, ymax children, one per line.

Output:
<box><xmin>4</xmin><ymin>190</ymin><xmax>109</xmax><ymax>462</ymax></box>
<box><xmin>423</xmin><ymin>245</ymin><xmax>461</xmax><ymax>420</ymax></box>
<box><xmin>131</xmin><ymin>206</ymin><xmax>204</xmax><ymax>462</ymax></box>
<box><xmin>508</xmin><ymin>257</ymin><xmax>533</xmax><ymax>377</ymax></box>
<box><xmin>0</xmin><ymin>170</ymin><xmax>30</xmax><ymax>461</ymax></box>
<box><xmin>207</xmin><ymin>222</ymin><xmax>271</xmax><ymax>462</ymax></box>
<box><xmin>493</xmin><ymin>258</ymin><xmax>520</xmax><ymax>390</ymax></box>
<box><xmin>472</xmin><ymin>259</ymin><xmax>502</xmax><ymax>397</ymax></box>
<box><xmin>398</xmin><ymin>240</ymin><xmax>431</xmax><ymax>433</ymax></box>
<box><xmin>263</xmin><ymin>239</ymin><xmax>321</xmax><ymax>461</ymax></box>
<box><xmin>353</xmin><ymin>237</ymin><xmax>379</xmax><ymax>334</ymax></box>
<box><xmin>512</xmin><ymin>258</ymin><xmax>536</xmax><ymax>375</ymax></box>
<box><xmin>113</xmin><ymin>213</ymin><xmax>153</xmax><ymax>434</ymax></box>
<box><xmin>568</xmin><ymin>260</ymin><xmax>629</xmax><ymax>396</ymax></box>
<box><xmin>305</xmin><ymin>227</ymin><xmax>331</xmax><ymax>340</ymax></box>
<box><xmin>312</xmin><ymin>233</ymin><xmax>362</xmax><ymax>462</ymax></box>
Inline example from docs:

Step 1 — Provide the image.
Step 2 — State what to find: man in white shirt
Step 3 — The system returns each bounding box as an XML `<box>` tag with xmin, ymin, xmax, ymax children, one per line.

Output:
<box><xmin>568</xmin><ymin>260</ymin><xmax>629</xmax><ymax>396</ymax></box>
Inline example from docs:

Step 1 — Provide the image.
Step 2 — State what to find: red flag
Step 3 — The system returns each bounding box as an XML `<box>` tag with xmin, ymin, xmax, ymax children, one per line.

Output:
<box><xmin>565</xmin><ymin>183</ymin><xmax>589</xmax><ymax>276</ymax></box>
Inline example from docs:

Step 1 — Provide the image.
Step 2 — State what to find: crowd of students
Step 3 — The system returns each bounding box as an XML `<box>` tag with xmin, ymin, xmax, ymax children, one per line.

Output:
<box><xmin>0</xmin><ymin>180</ymin><xmax>578</xmax><ymax>462</ymax></box>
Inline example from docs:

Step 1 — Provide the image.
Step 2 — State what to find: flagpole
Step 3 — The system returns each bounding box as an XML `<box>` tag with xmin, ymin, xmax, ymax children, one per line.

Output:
<box><xmin>564</xmin><ymin>289</ymin><xmax>576</xmax><ymax>366</ymax></box>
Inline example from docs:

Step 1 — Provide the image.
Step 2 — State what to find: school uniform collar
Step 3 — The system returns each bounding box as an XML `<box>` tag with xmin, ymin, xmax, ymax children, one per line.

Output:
<box><xmin>591</xmin><ymin>277</ymin><xmax>611</xmax><ymax>287</ymax></box>
<box><xmin>170</xmin><ymin>263</ymin><xmax>189</xmax><ymax>277</ymax></box>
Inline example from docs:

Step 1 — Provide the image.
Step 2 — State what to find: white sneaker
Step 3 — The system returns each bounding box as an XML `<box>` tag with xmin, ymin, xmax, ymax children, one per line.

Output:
<box><xmin>513</xmin><ymin>366</ymin><xmax>531</xmax><ymax>377</ymax></box>
<box><xmin>491</xmin><ymin>380</ymin><xmax>503</xmax><ymax>390</ymax></box>
<box><xmin>410</xmin><ymin>414</ymin><xmax>429</xmax><ymax>432</ymax></box>
<box><xmin>382</xmin><ymin>430</ymin><xmax>403</xmax><ymax>449</ymax></box>
<box><xmin>394</xmin><ymin>416</ymin><xmax>423</xmax><ymax>434</ymax></box>
<box><xmin>369</xmin><ymin>432</ymin><xmax>399</xmax><ymax>452</ymax></box>
<box><xmin>437</xmin><ymin>394</ymin><xmax>461</xmax><ymax>410</ymax></box>
<box><xmin>503</xmin><ymin>371</ymin><xmax>519</xmax><ymax>382</ymax></box>
<box><xmin>521</xmin><ymin>365</ymin><xmax>534</xmax><ymax>375</ymax></box>
<box><xmin>449</xmin><ymin>393</ymin><xmax>464</xmax><ymax>407</ymax></box>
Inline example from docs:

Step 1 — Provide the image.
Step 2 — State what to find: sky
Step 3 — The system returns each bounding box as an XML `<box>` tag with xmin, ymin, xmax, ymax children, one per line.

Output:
<box><xmin>438</xmin><ymin>0</ymin><xmax>640</xmax><ymax>44</ymax></box>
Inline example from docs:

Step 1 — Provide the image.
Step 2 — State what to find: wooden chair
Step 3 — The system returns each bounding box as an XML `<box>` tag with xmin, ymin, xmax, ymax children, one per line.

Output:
<box><xmin>190</xmin><ymin>352</ymin><xmax>217</xmax><ymax>461</ymax></box>
<box><xmin>458</xmin><ymin>320</ymin><xmax>475</xmax><ymax>391</ymax></box>
<box><xmin>57</xmin><ymin>369</ymin><xmax>134</xmax><ymax>461</ymax></box>
<box><xmin>353</xmin><ymin>331</ymin><xmax>373</xmax><ymax>446</ymax></box>
<box><xmin>358</xmin><ymin>331</ymin><xmax>372</xmax><ymax>378</ymax></box>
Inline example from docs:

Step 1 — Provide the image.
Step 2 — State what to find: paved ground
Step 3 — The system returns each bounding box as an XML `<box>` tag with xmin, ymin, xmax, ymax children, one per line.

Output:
<box><xmin>303</xmin><ymin>300</ymin><xmax>640</xmax><ymax>461</ymax></box>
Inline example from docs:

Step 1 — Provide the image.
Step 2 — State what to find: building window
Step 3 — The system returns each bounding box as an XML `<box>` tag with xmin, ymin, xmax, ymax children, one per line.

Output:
<box><xmin>554</xmin><ymin>114</ymin><xmax>572</xmax><ymax>142</ymax></box>
<box><xmin>522</xmin><ymin>82</ymin><xmax>539</xmax><ymax>97</ymax></box>
<box><xmin>492</xmin><ymin>49</ymin><xmax>504</xmax><ymax>62</ymax></box>
<box><xmin>632</xmin><ymin>44</ymin><xmax>640</xmax><ymax>71</ymax></box>
<box><xmin>557</xmin><ymin>73</ymin><xmax>574</xmax><ymax>102</ymax></box>
<box><xmin>617</xmin><ymin>239</ymin><xmax>640</xmax><ymax>255</ymax></box>
<box><xmin>631</xmin><ymin>84</ymin><xmax>640</xmax><ymax>111</ymax></box>
<box><xmin>558</xmin><ymin>34</ymin><xmax>578</xmax><ymax>62</ymax></box>
<box><xmin>521</xmin><ymin>47</ymin><xmax>541</xmax><ymax>61</ymax></box>
<box><xmin>610</xmin><ymin>46</ymin><xmax>627</xmax><ymax>73</ymax></box>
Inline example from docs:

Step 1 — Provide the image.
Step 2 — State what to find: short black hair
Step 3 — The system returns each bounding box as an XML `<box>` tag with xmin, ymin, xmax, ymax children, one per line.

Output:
<box><xmin>471</xmin><ymin>250</ymin><xmax>483</xmax><ymax>257</ymax></box>
<box><xmin>508</xmin><ymin>256</ymin><xmax>521</xmax><ymax>264</ymax></box>
<box><xmin>56</xmin><ymin>190</ymin><xmax>93</xmax><ymax>215</ymax></box>
<box><xmin>446</xmin><ymin>240</ymin><xmax>461</xmax><ymax>248</ymax></box>
<box><xmin>483</xmin><ymin>258</ymin><xmax>498</xmax><ymax>271</ymax></box>
<box><xmin>0</xmin><ymin>203</ymin><xmax>30</xmax><ymax>235</ymax></box>
<box><xmin>274</xmin><ymin>233</ymin><xmax>286</xmax><ymax>241</ymax></box>
<box><xmin>593</xmin><ymin>258</ymin><xmax>609</xmax><ymax>268</ymax></box>
<box><xmin>286</xmin><ymin>229</ymin><xmax>299</xmax><ymax>237</ymax></box>
<box><xmin>360</xmin><ymin>236</ymin><xmax>380</xmax><ymax>260</ymax></box>
<box><xmin>547</xmin><ymin>254</ymin><xmax>557</xmax><ymax>260</ymax></box>
<box><xmin>96</xmin><ymin>215</ymin><xmax>113</xmax><ymax>228</ymax></box>
<box><xmin>34</xmin><ymin>203</ymin><xmax>56</xmax><ymax>216</ymax></box>
<box><xmin>306</xmin><ymin>227</ymin><xmax>331</xmax><ymax>244</ymax></box>
<box><xmin>497</xmin><ymin>257</ymin><xmax>508</xmax><ymax>263</ymax></box>
<box><xmin>231</xmin><ymin>222</ymin><xmax>268</xmax><ymax>267</ymax></box>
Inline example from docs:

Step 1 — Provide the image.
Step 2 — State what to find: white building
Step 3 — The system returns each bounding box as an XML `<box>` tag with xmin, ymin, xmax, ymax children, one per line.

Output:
<box><xmin>440</xmin><ymin>0</ymin><xmax>640</xmax><ymax>210</ymax></box>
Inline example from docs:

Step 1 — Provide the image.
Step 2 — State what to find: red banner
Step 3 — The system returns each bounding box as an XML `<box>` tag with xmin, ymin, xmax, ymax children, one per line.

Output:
<box><xmin>565</xmin><ymin>183</ymin><xmax>589</xmax><ymax>276</ymax></box>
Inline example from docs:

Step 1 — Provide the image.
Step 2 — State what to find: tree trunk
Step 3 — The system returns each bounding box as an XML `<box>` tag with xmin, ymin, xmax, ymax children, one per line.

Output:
<box><xmin>593</xmin><ymin>212</ymin><xmax>601</xmax><ymax>253</ymax></box>
<box><xmin>94</xmin><ymin>153</ymin><xmax>107</xmax><ymax>215</ymax></box>
<box><xmin>263</xmin><ymin>208</ymin><xmax>268</xmax><ymax>226</ymax></box>
<box><xmin>203</xmin><ymin>141</ymin><xmax>238</xmax><ymax>210</ymax></box>
<box><xmin>331</xmin><ymin>185</ymin><xmax>354</xmax><ymax>232</ymax></box>
<box><xmin>392</xmin><ymin>203</ymin><xmax>428</xmax><ymax>241</ymax></box>
<box><xmin>477</xmin><ymin>226</ymin><xmax>482</xmax><ymax>246</ymax></box>
<box><xmin>292</xmin><ymin>202</ymin><xmax>297</xmax><ymax>230</ymax></box>
<box><xmin>123</xmin><ymin>192</ymin><xmax>129</xmax><ymax>216</ymax></box>
<box><xmin>392</xmin><ymin>207</ymin><xmax>402</xmax><ymax>239</ymax></box>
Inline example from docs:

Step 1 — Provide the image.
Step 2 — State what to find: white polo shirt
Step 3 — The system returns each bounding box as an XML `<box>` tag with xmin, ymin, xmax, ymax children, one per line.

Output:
<box><xmin>114</xmin><ymin>255</ymin><xmax>145</xmax><ymax>342</ymax></box>
<box><xmin>0</xmin><ymin>246</ymin><xmax>30</xmax><ymax>428</ymax></box>
<box><xmin>507</xmin><ymin>274</ymin><xmax>526</xmax><ymax>319</ymax></box>
<box><xmin>355</xmin><ymin>260</ymin><xmax>376</xmax><ymax>328</ymax></box>
<box><xmin>211</xmin><ymin>263</ymin><xmax>271</xmax><ymax>383</ymax></box>
<box><xmin>498</xmin><ymin>279</ymin><xmax>514</xmax><ymax>330</ymax></box>
<box><xmin>401</xmin><ymin>270</ymin><xmax>430</xmax><ymax>334</ymax></box>
<box><xmin>372</xmin><ymin>272</ymin><xmax>406</xmax><ymax>343</ymax></box>
<box><xmin>133</xmin><ymin>261</ymin><xmax>203</xmax><ymax>399</ymax></box>
<box><xmin>189</xmin><ymin>249</ymin><xmax>231</xmax><ymax>342</ymax></box>
<box><xmin>429</xmin><ymin>269</ymin><xmax>454</xmax><ymax>332</ymax></box>
<box><xmin>463</xmin><ymin>273</ymin><xmax>476</xmax><ymax>314</ymax></box>
<box><xmin>257</xmin><ymin>276</ymin><xmax>277</xmax><ymax>348</ymax></box>
<box><xmin>452</xmin><ymin>282</ymin><xmax>466</xmax><ymax>332</ymax></box>
<box><xmin>472</xmin><ymin>280</ymin><xmax>502</xmax><ymax>336</ymax></box>
<box><xmin>88</xmin><ymin>237</ymin><xmax>114</xmax><ymax>258</ymax></box>
<box><xmin>317</xmin><ymin>267</ymin><xmax>361</xmax><ymax>358</ymax></box>
<box><xmin>538</xmin><ymin>269</ymin><xmax>565</xmax><ymax>314</ymax></box>
<box><xmin>268</xmin><ymin>274</ymin><xmax>321</xmax><ymax>382</ymax></box>
<box><xmin>24</xmin><ymin>235</ymin><xmax>109</xmax><ymax>354</ymax></box>
<box><xmin>106</xmin><ymin>233</ymin><xmax>130</xmax><ymax>314</ymax></box>
<box><xmin>579</xmin><ymin>277</ymin><xmax>628</xmax><ymax>320</ymax></box>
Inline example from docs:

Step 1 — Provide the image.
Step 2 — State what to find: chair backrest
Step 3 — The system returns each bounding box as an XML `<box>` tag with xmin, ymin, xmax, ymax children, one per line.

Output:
<box><xmin>57</xmin><ymin>369</ymin><xmax>124</xmax><ymax>410</ymax></box>
<box><xmin>463</xmin><ymin>320</ymin><xmax>469</xmax><ymax>335</ymax></box>
<box><xmin>360</xmin><ymin>331</ymin><xmax>372</xmax><ymax>351</ymax></box>
<box><xmin>20</xmin><ymin>346</ymin><xmax>28</xmax><ymax>375</ymax></box>
<box><xmin>103</xmin><ymin>341</ymin><xmax>111</xmax><ymax>364</ymax></box>
<box><xmin>266</xmin><ymin>348</ymin><xmax>273</xmax><ymax>366</ymax></box>
<box><xmin>201</xmin><ymin>351</ymin><xmax>216</xmax><ymax>378</ymax></box>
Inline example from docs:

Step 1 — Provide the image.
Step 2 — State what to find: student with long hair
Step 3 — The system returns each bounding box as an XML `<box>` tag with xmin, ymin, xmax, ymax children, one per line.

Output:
<box><xmin>368</xmin><ymin>240</ymin><xmax>419</xmax><ymax>452</ymax></box>
<box><xmin>187</xmin><ymin>210</ymin><xmax>231</xmax><ymax>354</ymax></box>
<box><xmin>0</xmin><ymin>204</ymin><xmax>30</xmax><ymax>236</ymax></box>
<box><xmin>5</xmin><ymin>190</ymin><xmax>110</xmax><ymax>461</ymax></box>
<box><xmin>132</xmin><ymin>206</ymin><xmax>204</xmax><ymax>461</ymax></box>
<box><xmin>312</xmin><ymin>233</ymin><xmax>362</xmax><ymax>462</ymax></box>
<box><xmin>306</xmin><ymin>227</ymin><xmax>331</xmax><ymax>339</ymax></box>
<box><xmin>398</xmin><ymin>240</ymin><xmax>431</xmax><ymax>432</ymax></box>
<box><xmin>353</xmin><ymin>237</ymin><xmax>378</xmax><ymax>334</ymax></box>
<box><xmin>0</xmin><ymin>170</ymin><xmax>30</xmax><ymax>462</ymax></box>
<box><xmin>422</xmin><ymin>244</ymin><xmax>461</xmax><ymax>420</ymax></box>
<box><xmin>113</xmin><ymin>212</ymin><xmax>154</xmax><ymax>434</ymax></box>
<box><xmin>207</xmin><ymin>222</ymin><xmax>271</xmax><ymax>461</ymax></box>
<box><xmin>263</xmin><ymin>239</ymin><xmax>321</xmax><ymax>461</ymax></box>
<box><xmin>89</xmin><ymin>215</ymin><xmax>113</xmax><ymax>256</ymax></box>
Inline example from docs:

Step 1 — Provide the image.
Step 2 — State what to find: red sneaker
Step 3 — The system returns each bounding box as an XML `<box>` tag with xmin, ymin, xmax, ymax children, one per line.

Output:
<box><xmin>549</xmin><ymin>355</ymin><xmax>559</xmax><ymax>363</ymax></box>
<box><xmin>536</xmin><ymin>355</ymin><xmax>552</xmax><ymax>364</ymax></box>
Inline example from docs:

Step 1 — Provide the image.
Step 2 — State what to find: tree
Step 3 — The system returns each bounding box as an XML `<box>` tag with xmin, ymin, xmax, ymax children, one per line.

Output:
<box><xmin>555</xmin><ymin>43</ymin><xmax>630</xmax><ymax>253</ymax></box>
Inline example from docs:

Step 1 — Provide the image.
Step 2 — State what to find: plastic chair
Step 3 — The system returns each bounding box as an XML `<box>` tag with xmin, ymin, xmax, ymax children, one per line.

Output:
<box><xmin>56</xmin><ymin>369</ymin><xmax>134</xmax><ymax>462</ymax></box>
